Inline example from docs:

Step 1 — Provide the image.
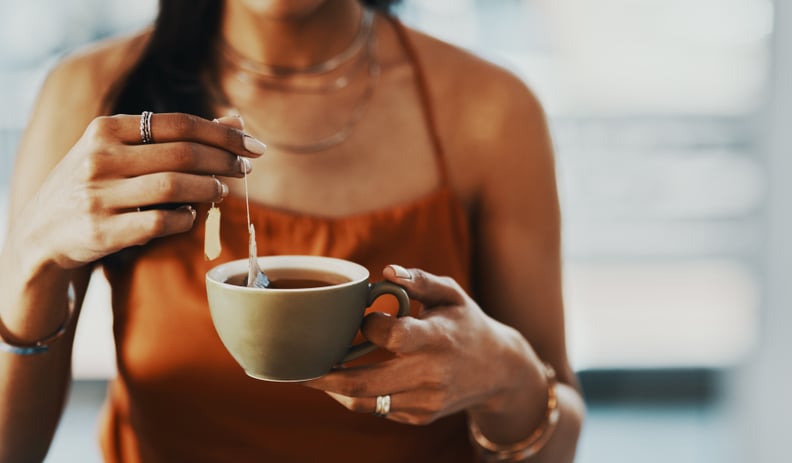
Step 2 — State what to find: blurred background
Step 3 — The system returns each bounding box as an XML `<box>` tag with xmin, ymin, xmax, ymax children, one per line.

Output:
<box><xmin>0</xmin><ymin>0</ymin><xmax>790</xmax><ymax>461</ymax></box>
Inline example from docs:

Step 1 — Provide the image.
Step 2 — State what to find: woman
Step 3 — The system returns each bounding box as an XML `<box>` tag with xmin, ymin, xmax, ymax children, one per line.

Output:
<box><xmin>0</xmin><ymin>0</ymin><xmax>584</xmax><ymax>461</ymax></box>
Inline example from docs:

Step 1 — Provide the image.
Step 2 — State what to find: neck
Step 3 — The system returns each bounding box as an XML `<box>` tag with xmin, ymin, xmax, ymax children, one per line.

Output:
<box><xmin>220</xmin><ymin>0</ymin><xmax>364</xmax><ymax>70</ymax></box>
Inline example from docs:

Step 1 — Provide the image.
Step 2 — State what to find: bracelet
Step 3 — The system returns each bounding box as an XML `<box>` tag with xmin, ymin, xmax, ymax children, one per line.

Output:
<box><xmin>469</xmin><ymin>362</ymin><xmax>560</xmax><ymax>462</ymax></box>
<box><xmin>0</xmin><ymin>282</ymin><xmax>76</xmax><ymax>355</ymax></box>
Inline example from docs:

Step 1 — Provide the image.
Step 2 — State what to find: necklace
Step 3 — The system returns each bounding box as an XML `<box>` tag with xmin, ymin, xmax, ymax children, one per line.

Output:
<box><xmin>217</xmin><ymin>8</ymin><xmax>374</xmax><ymax>78</ymax></box>
<box><xmin>215</xmin><ymin>11</ymin><xmax>380</xmax><ymax>153</ymax></box>
<box><xmin>219</xmin><ymin>41</ymin><xmax>370</xmax><ymax>94</ymax></box>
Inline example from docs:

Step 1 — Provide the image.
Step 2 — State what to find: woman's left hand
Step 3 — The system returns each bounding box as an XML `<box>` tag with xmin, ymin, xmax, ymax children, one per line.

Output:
<box><xmin>304</xmin><ymin>264</ymin><xmax>544</xmax><ymax>425</ymax></box>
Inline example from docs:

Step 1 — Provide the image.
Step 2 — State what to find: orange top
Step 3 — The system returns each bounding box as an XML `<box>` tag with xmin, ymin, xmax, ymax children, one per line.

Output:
<box><xmin>99</xmin><ymin>19</ymin><xmax>476</xmax><ymax>463</ymax></box>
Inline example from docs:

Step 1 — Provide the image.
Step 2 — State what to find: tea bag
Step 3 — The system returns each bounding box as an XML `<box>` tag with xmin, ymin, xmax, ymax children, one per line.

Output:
<box><xmin>204</xmin><ymin>182</ymin><xmax>222</xmax><ymax>261</ymax></box>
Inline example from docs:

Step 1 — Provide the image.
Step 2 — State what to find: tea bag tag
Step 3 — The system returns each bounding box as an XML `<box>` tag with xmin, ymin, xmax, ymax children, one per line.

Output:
<box><xmin>204</xmin><ymin>203</ymin><xmax>222</xmax><ymax>261</ymax></box>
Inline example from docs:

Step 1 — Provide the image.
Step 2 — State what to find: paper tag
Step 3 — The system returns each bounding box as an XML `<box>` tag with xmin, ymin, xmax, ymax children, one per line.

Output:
<box><xmin>204</xmin><ymin>206</ymin><xmax>222</xmax><ymax>261</ymax></box>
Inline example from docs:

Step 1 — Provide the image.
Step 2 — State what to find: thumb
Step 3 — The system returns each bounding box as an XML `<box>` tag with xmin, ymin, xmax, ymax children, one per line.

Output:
<box><xmin>382</xmin><ymin>265</ymin><xmax>465</xmax><ymax>308</ymax></box>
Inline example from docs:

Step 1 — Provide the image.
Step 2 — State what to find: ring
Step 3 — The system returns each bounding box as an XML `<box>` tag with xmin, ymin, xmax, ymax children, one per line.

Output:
<box><xmin>374</xmin><ymin>394</ymin><xmax>391</xmax><ymax>418</ymax></box>
<box><xmin>140</xmin><ymin>111</ymin><xmax>153</xmax><ymax>144</ymax></box>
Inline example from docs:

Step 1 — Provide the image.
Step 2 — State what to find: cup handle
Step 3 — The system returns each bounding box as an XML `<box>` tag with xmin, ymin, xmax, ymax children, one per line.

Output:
<box><xmin>341</xmin><ymin>281</ymin><xmax>411</xmax><ymax>363</ymax></box>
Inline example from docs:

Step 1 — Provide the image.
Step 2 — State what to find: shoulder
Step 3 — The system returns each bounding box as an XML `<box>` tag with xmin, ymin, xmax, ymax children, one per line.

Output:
<box><xmin>395</xmin><ymin>22</ymin><xmax>551</xmax><ymax>199</ymax></box>
<box><xmin>400</xmin><ymin>24</ymin><xmax>545</xmax><ymax>134</ymax></box>
<box><xmin>19</xmin><ymin>31</ymin><xmax>150</xmax><ymax>163</ymax></box>
<box><xmin>42</xmin><ymin>30</ymin><xmax>151</xmax><ymax>118</ymax></box>
<box><xmin>404</xmin><ymin>26</ymin><xmax>535</xmax><ymax>102</ymax></box>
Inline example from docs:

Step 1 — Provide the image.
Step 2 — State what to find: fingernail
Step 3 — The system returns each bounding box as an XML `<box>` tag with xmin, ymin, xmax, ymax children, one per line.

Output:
<box><xmin>238</xmin><ymin>156</ymin><xmax>252</xmax><ymax>174</ymax></box>
<box><xmin>243</xmin><ymin>134</ymin><xmax>268</xmax><ymax>155</ymax></box>
<box><xmin>179</xmin><ymin>204</ymin><xmax>197</xmax><ymax>221</ymax></box>
<box><xmin>390</xmin><ymin>265</ymin><xmax>411</xmax><ymax>280</ymax></box>
<box><xmin>233</xmin><ymin>114</ymin><xmax>245</xmax><ymax>130</ymax></box>
<box><xmin>215</xmin><ymin>178</ymin><xmax>229</xmax><ymax>199</ymax></box>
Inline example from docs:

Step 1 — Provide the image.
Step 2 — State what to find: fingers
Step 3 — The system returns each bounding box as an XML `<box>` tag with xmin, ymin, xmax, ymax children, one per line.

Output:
<box><xmin>359</xmin><ymin>267</ymin><xmax>469</xmax><ymax>355</ymax></box>
<box><xmin>322</xmin><ymin>389</ymin><xmax>452</xmax><ymax>426</ymax></box>
<box><xmin>361</xmin><ymin>312</ymin><xmax>437</xmax><ymax>354</ymax></box>
<box><xmin>382</xmin><ymin>265</ymin><xmax>466</xmax><ymax>308</ymax></box>
<box><xmin>86</xmin><ymin>206</ymin><xmax>198</xmax><ymax>252</ymax></box>
<box><xmin>97</xmin><ymin>172</ymin><xmax>229</xmax><ymax>210</ymax></box>
<box><xmin>306</xmin><ymin>334</ymin><xmax>453</xmax><ymax>403</ymax></box>
<box><xmin>77</xmin><ymin>113</ymin><xmax>260</xmax><ymax>194</ymax></box>
<box><xmin>128</xmin><ymin>206</ymin><xmax>198</xmax><ymax>243</ymax></box>
<box><xmin>325</xmin><ymin>392</ymin><xmax>392</xmax><ymax>418</ymax></box>
<box><xmin>87</xmin><ymin>113</ymin><xmax>267</xmax><ymax>157</ymax></box>
<box><xmin>112</xmin><ymin>142</ymin><xmax>251</xmax><ymax>179</ymax></box>
<box><xmin>306</xmin><ymin>357</ymin><xmax>419</xmax><ymax>398</ymax></box>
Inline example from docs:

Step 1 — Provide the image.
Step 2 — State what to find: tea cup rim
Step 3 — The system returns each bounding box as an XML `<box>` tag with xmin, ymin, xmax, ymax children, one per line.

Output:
<box><xmin>206</xmin><ymin>255</ymin><xmax>369</xmax><ymax>292</ymax></box>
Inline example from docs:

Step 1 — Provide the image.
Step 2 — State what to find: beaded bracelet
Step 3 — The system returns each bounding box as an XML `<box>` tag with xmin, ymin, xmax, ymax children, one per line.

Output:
<box><xmin>469</xmin><ymin>362</ymin><xmax>560</xmax><ymax>462</ymax></box>
<box><xmin>0</xmin><ymin>282</ymin><xmax>76</xmax><ymax>355</ymax></box>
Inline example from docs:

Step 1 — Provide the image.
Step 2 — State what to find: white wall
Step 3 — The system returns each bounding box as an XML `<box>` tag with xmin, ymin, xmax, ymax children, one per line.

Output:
<box><xmin>733</xmin><ymin>1</ymin><xmax>792</xmax><ymax>461</ymax></box>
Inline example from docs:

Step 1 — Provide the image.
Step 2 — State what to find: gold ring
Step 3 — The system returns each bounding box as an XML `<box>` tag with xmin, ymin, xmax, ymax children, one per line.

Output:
<box><xmin>374</xmin><ymin>394</ymin><xmax>391</xmax><ymax>418</ymax></box>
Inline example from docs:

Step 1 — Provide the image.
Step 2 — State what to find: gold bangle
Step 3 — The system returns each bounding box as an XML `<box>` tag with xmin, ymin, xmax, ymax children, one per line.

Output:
<box><xmin>0</xmin><ymin>282</ymin><xmax>76</xmax><ymax>355</ymax></box>
<box><xmin>469</xmin><ymin>362</ymin><xmax>561</xmax><ymax>462</ymax></box>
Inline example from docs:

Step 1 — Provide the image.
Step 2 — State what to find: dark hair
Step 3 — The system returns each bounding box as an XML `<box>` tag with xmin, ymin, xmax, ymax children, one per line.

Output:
<box><xmin>108</xmin><ymin>0</ymin><xmax>400</xmax><ymax>118</ymax></box>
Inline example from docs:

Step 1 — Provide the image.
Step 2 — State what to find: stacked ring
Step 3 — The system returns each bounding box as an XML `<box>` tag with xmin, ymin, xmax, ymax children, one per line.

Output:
<box><xmin>140</xmin><ymin>111</ymin><xmax>153</xmax><ymax>144</ymax></box>
<box><xmin>374</xmin><ymin>394</ymin><xmax>391</xmax><ymax>418</ymax></box>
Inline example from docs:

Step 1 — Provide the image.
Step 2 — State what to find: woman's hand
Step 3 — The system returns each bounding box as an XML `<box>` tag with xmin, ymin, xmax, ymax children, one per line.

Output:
<box><xmin>305</xmin><ymin>265</ymin><xmax>548</xmax><ymax>425</ymax></box>
<box><xmin>13</xmin><ymin>112</ymin><xmax>266</xmax><ymax>270</ymax></box>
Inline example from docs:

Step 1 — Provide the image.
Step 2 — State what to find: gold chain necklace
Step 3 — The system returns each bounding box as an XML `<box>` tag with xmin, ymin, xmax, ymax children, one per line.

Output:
<box><xmin>215</xmin><ymin>11</ymin><xmax>380</xmax><ymax>153</ymax></box>
<box><xmin>217</xmin><ymin>9</ymin><xmax>374</xmax><ymax>77</ymax></box>
<box><xmin>219</xmin><ymin>41</ymin><xmax>371</xmax><ymax>94</ymax></box>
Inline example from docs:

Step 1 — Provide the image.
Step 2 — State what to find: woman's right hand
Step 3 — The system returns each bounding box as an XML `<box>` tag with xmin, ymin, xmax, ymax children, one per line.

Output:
<box><xmin>16</xmin><ymin>112</ymin><xmax>266</xmax><ymax>270</ymax></box>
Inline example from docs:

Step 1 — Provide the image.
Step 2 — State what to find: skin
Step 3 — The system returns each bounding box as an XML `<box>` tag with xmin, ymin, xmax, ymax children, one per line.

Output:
<box><xmin>0</xmin><ymin>0</ymin><xmax>584</xmax><ymax>461</ymax></box>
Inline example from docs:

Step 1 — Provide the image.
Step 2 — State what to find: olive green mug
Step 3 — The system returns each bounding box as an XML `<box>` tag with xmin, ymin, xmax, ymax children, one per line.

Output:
<box><xmin>206</xmin><ymin>255</ymin><xmax>410</xmax><ymax>382</ymax></box>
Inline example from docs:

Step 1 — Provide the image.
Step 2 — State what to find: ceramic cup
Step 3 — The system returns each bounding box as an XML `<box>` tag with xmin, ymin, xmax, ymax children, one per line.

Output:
<box><xmin>206</xmin><ymin>255</ymin><xmax>410</xmax><ymax>382</ymax></box>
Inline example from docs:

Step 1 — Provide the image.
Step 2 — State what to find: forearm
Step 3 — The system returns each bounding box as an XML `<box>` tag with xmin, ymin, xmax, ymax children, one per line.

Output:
<box><xmin>0</xmin><ymin>341</ymin><xmax>74</xmax><ymax>463</ymax></box>
<box><xmin>468</xmin><ymin>325</ymin><xmax>584</xmax><ymax>463</ymax></box>
<box><xmin>0</xmin><ymin>240</ymin><xmax>82</xmax><ymax>462</ymax></box>
<box><xmin>528</xmin><ymin>384</ymin><xmax>585</xmax><ymax>463</ymax></box>
<box><xmin>470</xmin><ymin>385</ymin><xmax>584</xmax><ymax>463</ymax></box>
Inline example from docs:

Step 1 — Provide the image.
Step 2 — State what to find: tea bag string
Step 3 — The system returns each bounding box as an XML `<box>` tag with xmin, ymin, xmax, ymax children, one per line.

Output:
<box><xmin>244</xmin><ymin>157</ymin><xmax>252</xmax><ymax>233</ymax></box>
<box><xmin>244</xmin><ymin>158</ymin><xmax>270</xmax><ymax>288</ymax></box>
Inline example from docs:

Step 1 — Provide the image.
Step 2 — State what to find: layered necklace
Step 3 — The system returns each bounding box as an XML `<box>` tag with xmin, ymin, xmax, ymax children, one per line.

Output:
<box><xmin>214</xmin><ymin>9</ymin><xmax>379</xmax><ymax>153</ymax></box>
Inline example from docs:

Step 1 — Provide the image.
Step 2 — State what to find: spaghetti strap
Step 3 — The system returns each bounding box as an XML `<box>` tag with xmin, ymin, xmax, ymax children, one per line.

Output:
<box><xmin>388</xmin><ymin>16</ymin><xmax>450</xmax><ymax>187</ymax></box>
